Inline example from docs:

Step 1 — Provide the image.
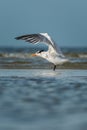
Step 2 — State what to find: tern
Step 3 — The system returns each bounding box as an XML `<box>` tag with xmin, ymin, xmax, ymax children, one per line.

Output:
<box><xmin>15</xmin><ymin>33</ymin><xmax>68</xmax><ymax>70</ymax></box>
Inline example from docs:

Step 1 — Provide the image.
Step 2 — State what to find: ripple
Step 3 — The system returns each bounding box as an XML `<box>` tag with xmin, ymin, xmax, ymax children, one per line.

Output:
<box><xmin>0</xmin><ymin>69</ymin><xmax>87</xmax><ymax>130</ymax></box>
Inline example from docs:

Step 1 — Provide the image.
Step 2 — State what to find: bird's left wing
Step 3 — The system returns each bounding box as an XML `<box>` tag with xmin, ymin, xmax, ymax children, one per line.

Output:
<box><xmin>15</xmin><ymin>33</ymin><xmax>50</xmax><ymax>45</ymax></box>
<box><xmin>15</xmin><ymin>33</ymin><xmax>64</xmax><ymax>57</ymax></box>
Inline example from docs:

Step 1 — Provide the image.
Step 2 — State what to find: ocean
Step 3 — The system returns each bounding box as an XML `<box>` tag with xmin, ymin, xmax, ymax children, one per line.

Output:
<box><xmin>0</xmin><ymin>46</ymin><xmax>87</xmax><ymax>130</ymax></box>
<box><xmin>0</xmin><ymin>46</ymin><xmax>87</xmax><ymax>69</ymax></box>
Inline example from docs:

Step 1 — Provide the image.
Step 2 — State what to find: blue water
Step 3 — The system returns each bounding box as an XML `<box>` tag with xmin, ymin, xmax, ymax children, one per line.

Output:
<box><xmin>0</xmin><ymin>69</ymin><xmax>87</xmax><ymax>130</ymax></box>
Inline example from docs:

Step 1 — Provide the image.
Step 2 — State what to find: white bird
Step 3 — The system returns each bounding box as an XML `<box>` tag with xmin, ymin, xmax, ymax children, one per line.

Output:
<box><xmin>15</xmin><ymin>33</ymin><xmax>68</xmax><ymax>70</ymax></box>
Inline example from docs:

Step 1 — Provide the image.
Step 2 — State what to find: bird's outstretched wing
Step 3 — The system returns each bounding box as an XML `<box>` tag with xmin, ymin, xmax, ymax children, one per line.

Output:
<box><xmin>15</xmin><ymin>33</ymin><xmax>64</xmax><ymax>57</ymax></box>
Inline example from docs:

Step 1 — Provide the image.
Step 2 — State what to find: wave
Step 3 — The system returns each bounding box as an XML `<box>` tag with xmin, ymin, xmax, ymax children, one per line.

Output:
<box><xmin>78</xmin><ymin>54</ymin><xmax>87</xmax><ymax>58</ymax></box>
<box><xmin>0</xmin><ymin>52</ymin><xmax>87</xmax><ymax>59</ymax></box>
<box><xmin>0</xmin><ymin>53</ymin><xmax>31</xmax><ymax>58</ymax></box>
<box><xmin>0</xmin><ymin>47</ymin><xmax>87</xmax><ymax>69</ymax></box>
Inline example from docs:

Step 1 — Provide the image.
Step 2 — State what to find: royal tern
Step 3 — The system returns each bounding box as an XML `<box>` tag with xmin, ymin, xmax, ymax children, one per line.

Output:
<box><xmin>15</xmin><ymin>33</ymin><xmax>68</xmax><ymax>70</ymax></box>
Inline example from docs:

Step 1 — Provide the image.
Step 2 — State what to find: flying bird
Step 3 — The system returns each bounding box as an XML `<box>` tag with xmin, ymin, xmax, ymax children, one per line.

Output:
<box><xmin>15</xmin><ymin>33</ymin><xmax>68</xmax><ymax>70</ymax></box>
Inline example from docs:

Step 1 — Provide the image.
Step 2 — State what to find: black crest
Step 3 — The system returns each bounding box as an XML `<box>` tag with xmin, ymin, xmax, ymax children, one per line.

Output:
<box><xmin>38</xmin><ymin>50</ymin><xmax>44</xmax><ymax>53</ymax></box>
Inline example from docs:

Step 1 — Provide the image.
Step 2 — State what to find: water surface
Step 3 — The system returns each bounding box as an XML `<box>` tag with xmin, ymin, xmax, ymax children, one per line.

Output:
<box><xmin>0</xmin><ymin>69</ymin><xmax>87</xmax><ymax>130</ymax></box>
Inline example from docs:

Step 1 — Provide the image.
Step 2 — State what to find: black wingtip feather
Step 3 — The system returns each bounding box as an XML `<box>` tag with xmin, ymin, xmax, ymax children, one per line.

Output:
<box><xmin>15</xmin><ymin>34</ymin><xmax>40</xmax><ymax>40</ymax></box>
<box><xmin>15</xmin><ymin>37</ymin><xmax>20</xmax><ymax>40</ymax></box>
<box><xmin>15</xmin><ymin>34</ymin><xmax>29</xmax><ymax>40</ymax></box>
<box><xmin>15</xmin><ymin>36</ymin><xmax>23</xmax><ymax>40</ymax></box>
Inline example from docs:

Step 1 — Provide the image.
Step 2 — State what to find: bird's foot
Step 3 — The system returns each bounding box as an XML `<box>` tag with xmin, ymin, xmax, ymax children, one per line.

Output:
<box><xmin>53</xmin><ymin>65</ymin><xmax>56</xmax><ymax>71</ymax></box>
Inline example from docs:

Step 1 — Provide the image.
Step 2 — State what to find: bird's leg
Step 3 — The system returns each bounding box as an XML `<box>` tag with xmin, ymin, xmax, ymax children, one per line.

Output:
<box><xmin>53</xmin><ymin>65</ymin><xmax>56</xmax><ymax>71</ymax></box>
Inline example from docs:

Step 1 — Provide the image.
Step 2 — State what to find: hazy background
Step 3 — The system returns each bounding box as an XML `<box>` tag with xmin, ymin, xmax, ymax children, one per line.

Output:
<box><xmin>0</xmin><ymin>0</ymin><xmax>87</xmax><ymax>47</ymax></box>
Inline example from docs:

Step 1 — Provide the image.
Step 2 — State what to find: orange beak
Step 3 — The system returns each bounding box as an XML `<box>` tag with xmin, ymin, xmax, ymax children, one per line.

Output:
<box><xmin>31</xmin><ymin>53</ymin><xmax>37</xmax><ymax>57</ymax></box>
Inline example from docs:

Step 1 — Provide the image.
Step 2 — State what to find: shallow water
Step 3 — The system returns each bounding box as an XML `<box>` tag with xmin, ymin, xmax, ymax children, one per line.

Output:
<box><xmin>0</xmin><ymin>69</ymin><xmax>87</xmax><ymax>130</ymax></box>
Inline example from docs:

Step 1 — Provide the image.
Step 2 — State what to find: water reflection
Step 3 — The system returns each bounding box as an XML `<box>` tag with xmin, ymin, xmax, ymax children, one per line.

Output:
<box><xmin>33</xmin><ymin>69</ymin><xmax>62</xmax><ymax>78</ymax></box>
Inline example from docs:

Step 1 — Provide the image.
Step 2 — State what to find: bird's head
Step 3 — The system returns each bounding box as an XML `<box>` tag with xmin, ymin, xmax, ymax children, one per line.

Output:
<box><xmin>31</xmin><ymin>50</ymin><xmax>45</xmax><ymax>57</ymax></box>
